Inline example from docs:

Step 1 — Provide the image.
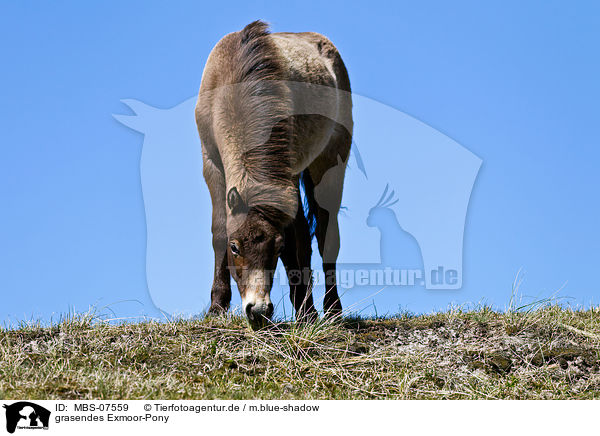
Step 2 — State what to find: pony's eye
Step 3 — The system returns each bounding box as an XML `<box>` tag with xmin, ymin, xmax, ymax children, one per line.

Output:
<box><xmin>230</xmin><ymin>242</ymin><xmax>241</xmax><ymax>257</ymax></box>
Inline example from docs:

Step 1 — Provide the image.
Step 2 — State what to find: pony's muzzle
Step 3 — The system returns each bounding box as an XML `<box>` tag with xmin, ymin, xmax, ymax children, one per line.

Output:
<box><xmin>244</xmin><ymin>299</ymin><xmax>274</xmax><ymax>329</ymax></box>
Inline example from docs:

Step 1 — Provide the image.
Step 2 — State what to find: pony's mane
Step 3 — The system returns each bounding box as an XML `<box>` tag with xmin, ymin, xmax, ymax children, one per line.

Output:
<box><xmin>230</xmin><ymin>21</ymin><xmax>293</xmax><ymax>187</ymax></box>
<box><xmin>206</xmin><ymin>20</ymin><xmax>296</xmax><ymax>223</ymax></box>
<box><xmin>236</xmin><ymin>20</ymin><xmax>281</xmax><ymax>84</ymax></box>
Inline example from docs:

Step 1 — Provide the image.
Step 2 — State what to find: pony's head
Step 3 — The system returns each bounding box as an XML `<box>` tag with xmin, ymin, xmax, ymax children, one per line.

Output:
<box><xmin>226</xmin><ymin>187</ymin><xmax>293</xmax><ymax>329</ymax></box>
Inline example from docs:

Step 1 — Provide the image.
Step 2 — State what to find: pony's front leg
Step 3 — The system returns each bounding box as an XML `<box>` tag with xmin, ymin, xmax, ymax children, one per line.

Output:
<box><xmin>281</xmin><ymin>201</ymin><xmax>318</xmax><ymax>322</ymax></box>
<box><xmin>209</xmin><ymin>236</ymin><xmax>231</xmax><ymax>314</ymax></box>
<box><xmin>204</xmin><ymin>156</ymin><xmax>232</xmax><ymax>314</ymax></box>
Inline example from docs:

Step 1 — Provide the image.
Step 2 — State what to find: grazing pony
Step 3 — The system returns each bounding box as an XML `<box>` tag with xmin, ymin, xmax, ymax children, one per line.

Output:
<box><xmin>195</xmin><ymin>21</ymin><xmax>352</xmax><ymax>329</ymax></box>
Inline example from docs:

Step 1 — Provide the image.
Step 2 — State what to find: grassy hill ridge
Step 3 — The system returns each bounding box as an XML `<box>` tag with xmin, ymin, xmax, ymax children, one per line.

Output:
<box><xmin>1</xmin><ymin>306</ymin><xmax>599</xmax><ymax>399</ymax></box>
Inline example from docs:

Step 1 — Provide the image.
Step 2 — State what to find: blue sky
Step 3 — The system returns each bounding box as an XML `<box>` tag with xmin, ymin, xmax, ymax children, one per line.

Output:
<box><xmin>1</xmin><ymin>1</ymin><xmax>599</xmax><ymax>325</ymax></box>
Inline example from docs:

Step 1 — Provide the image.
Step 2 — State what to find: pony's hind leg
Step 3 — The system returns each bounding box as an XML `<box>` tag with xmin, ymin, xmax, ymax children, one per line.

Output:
<box><xmin>308</xmin><ymin>125</ymin><xmax>351</xmax><ymax>318</ymax></box>
<box><xmin>281</xmin><ymin>195</ymin><xmax>318</xmax><ymax>321</ymax></box>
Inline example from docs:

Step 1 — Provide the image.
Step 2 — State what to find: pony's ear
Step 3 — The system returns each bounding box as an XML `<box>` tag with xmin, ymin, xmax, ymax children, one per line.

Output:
<box><xmin>227</xmin><ymin>187</ymin><xmax>246</xmax><ymax>213</ymax></box>
<box><xmin>275</xmin><ymin>232</ymin><xmax>284</xmax><ymax>252</ymax></box>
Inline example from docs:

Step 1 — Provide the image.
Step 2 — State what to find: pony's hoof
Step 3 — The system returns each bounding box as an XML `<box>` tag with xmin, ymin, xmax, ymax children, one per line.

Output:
<box><xmin>207</xmin><ymin>304</ymin><xmax>228</xmax><ymax>316</ymax></box>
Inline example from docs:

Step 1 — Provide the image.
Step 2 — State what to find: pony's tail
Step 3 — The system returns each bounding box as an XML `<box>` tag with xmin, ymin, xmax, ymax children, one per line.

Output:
<box><xmin>300</xmin><ymin>170</ymin><xmax>318</xmax><ymax>239</ymax></box>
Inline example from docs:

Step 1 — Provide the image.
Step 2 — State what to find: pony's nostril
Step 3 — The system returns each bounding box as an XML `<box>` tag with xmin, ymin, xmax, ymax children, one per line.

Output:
<box><xmin>245</xmin><ymin>303</ymin><xmax>255</xmax><ymax>320</ymax></box>
<box><xmin>245</xmin><ymin>302</ymin><xmax>273</xmax><ymax>325</ymax></box>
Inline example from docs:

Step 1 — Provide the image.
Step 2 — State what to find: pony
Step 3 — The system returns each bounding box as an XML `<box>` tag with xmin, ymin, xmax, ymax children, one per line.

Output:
<box><xmin>195</xmin><ymin>20</ymin><xmax>352</xmax><ymax>328</ymax></box>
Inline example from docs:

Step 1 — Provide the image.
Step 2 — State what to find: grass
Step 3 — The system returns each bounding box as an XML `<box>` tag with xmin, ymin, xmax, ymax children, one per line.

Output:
<box><xmin>1</xmin><ymin>304</ymin><xmax>600</xmax><ymax>399</ymax></box>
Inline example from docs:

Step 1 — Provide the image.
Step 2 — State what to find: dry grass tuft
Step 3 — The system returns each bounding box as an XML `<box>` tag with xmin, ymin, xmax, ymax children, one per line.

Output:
<box><xmin>1</xmin><ymin>305</ymin><xmax>599</xmax><ymax>399</ymax></box>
